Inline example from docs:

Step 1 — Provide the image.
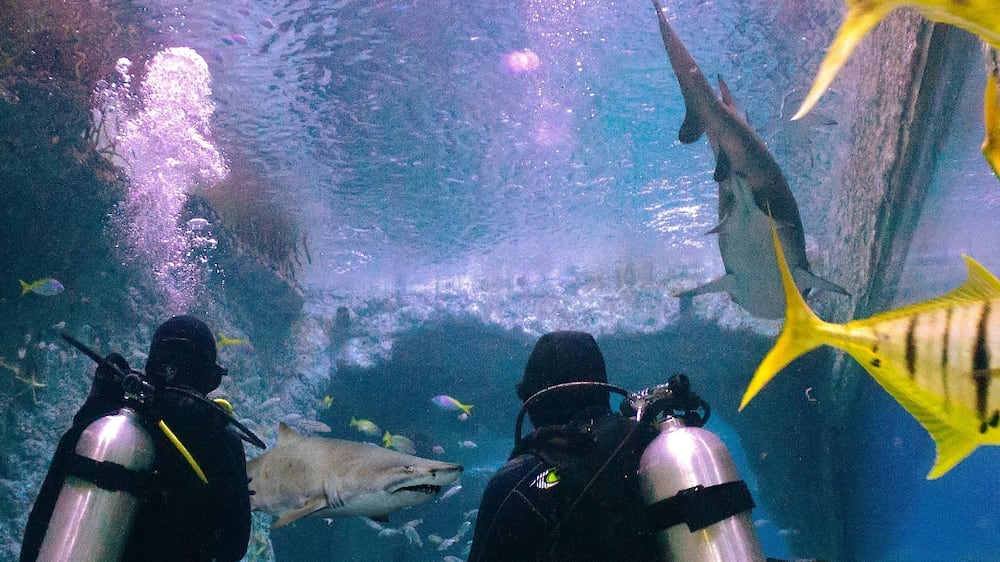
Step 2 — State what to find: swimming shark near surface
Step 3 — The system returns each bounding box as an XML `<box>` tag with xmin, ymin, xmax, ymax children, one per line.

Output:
<box><xmin>650</xmin><ymin>0</ymin><xmax>846</xmax><ymax>319</ymax></box>
<box><xmin>247</xmin><ymin>423</ymin><xmax>463</xmax><ymax>528</ymax></box>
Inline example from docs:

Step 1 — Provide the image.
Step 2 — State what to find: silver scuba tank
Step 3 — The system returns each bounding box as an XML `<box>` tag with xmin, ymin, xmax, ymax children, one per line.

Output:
<box><xmin>638</xmin><ymin>416</ymin><xmax>765</xmax><ymax>562</ymax></box>
<box><xmin>37</xmin><ymin>407</ymin><xmax>155</xmax><ymax>562</ymax></box>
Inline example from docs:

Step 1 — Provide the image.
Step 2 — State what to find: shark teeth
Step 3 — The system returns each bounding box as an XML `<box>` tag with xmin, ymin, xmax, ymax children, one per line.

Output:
<box><xmin>395</xmin><ymin>484</ymin><xmax>441</xmax><ymax>495</ymax></box>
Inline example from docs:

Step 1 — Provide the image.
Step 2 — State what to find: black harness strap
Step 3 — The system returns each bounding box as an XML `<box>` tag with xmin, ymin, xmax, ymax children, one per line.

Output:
<box><xmin>67</xmin><ymin>453</ymin><xmax>154</xmax><ymax>498</ymax></box>
<box><xmin>644</xmin><ymin>480</ymin><xmax>755</xmax><ymax>533</ymax></box>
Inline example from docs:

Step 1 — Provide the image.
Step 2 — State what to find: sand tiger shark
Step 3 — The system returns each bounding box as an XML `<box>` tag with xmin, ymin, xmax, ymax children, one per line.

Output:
<box><xmin>247</xmin><ymin>423</ymin><xmax>463</xmax><ymax>528</ymax></box>
<box><xmin>650</xmin><ymin>0</ymin><xmax>846</xmax><ymax>318</ymax></box>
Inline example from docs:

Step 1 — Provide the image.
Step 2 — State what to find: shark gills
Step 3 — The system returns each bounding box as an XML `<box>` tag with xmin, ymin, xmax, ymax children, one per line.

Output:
<box><xmin>741</xmin><ymin>221</ymin><xmax>1000</xmax><ymax>479</ymax></box>
<box><xmin>650</xmin><ymin>0</ymin><xmax>845</xmax><ymax>318</ymax></box>
<box><xmin>248</xmin><ymin>423</ymin><xmax>463</xmax><ymax>528</ymax></box>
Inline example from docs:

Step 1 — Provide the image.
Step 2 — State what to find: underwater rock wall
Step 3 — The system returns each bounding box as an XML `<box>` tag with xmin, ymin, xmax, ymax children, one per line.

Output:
<box><xmin>792</xmin><ymin>14</ymin><xmax>975</xmax><ymax>562</ymax></box>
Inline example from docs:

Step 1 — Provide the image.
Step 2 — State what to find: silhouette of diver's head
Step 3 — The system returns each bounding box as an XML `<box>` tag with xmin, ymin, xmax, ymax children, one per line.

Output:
<box><xmin>517</xmin><ymin>331</ymin><xmax>611</xmax><ymax>426</ymax></box>
<box><xmin>145</xmin><ymin>315</ymin><xmax>226</xmax><ymax>394</ymax></box>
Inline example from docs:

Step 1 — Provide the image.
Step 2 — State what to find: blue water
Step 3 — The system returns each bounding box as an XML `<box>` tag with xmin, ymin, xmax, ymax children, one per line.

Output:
<box><xmin>6</xmin><ymin>0</ymin><xmax>1000</xmax><ymax>560</ymax></box>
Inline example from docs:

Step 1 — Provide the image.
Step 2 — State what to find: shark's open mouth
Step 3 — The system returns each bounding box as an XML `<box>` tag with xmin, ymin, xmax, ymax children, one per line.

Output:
<box><xmin>396</xmin><ymin>484</ymin><xmax>441</xmax><ymax>495</ymax></box>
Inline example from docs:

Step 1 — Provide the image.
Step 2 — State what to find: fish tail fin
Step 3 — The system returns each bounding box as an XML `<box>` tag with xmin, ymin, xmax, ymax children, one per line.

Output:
<box><xmin>462</xmin><ymin>403</ymin><xmax>473</xmax><ymax>416</ymax></box>
<box><xmin>924</xmin><ymin>423</ymin><xmax>981</xmax><ymax>480</ymax></box>
<box><xmin>739</xmin><ymin>219</ymin><xmax>829</xmax><ymax>411</ymax></box>
<box><xmin>19</xmin><ymin>280</ymin><xmax>30</xmax><ymax>296</ymax></box>
<box><xmin>791</xmin><ymin>5</ymin><xmax>892</xmax><ymax>120</ymax></box>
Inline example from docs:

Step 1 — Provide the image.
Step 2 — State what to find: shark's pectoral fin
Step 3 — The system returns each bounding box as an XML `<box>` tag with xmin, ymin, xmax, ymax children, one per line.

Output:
<box><xmin>679</xmin><ymin>111</ymin><xmax>705</xmax><ymax>144</ymax></box>
<box><xmin>791</xmin><ymin>267</ymin><xmax>849</xmax><ymax>297</ymax></box>
<box><xmin>675</xmin><ymin>274</ymin><xmax>735</xmax><ymax>298</ymax></box>
<box><xmin>271</xmin><ymin>496</ymin><xmax>329</xmax><ymax>529</ymax></box>
<box><xmin>706</xmin><ymin>210</ymin><xmax>730</xmax><ymax>236</ymax></box>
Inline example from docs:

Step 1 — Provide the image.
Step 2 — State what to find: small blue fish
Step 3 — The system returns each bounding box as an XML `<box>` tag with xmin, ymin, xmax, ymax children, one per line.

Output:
<box><xmin>19</xmin><ymin>278</ymin><xmax>64</xmax><ymax>297</ymax></box>
<box><xmin>431</xmin><ymin>395</ymin><xmax>473</xmax><ymax>416</ymax></box>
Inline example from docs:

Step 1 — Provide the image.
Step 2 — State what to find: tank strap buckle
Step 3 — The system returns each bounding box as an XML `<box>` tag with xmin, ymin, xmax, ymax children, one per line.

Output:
<box><xmin>644</xmin><ymin>480</ymin><xmax>755</xmax><ymax>533</ymax></box>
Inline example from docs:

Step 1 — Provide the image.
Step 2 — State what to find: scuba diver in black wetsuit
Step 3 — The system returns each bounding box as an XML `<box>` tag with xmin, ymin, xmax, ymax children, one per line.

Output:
<box><xmin>467</xmin><ymin>331</ymin><xmax>664</xmax><ymax>562</ymax></box>
<box><xmin>469</xmin><ymin>331</ymin><xmax>787</xmax><ymax>562</ymax></box>
<box><xmin>20</xmin><ymin>315</ymin><xmax>259</xmax><ymax>562</ymax></box>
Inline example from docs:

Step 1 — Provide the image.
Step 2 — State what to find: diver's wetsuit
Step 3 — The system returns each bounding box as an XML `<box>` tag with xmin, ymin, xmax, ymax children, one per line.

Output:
<box><xmin>20</xmin><ymin>357</ymin><xmax>251</xmax><ymax>562</ymax></box>
<box><xmin>468</xmin><ymin>411</ymin><xmax>662</xmax><ymax>562</ymax></box>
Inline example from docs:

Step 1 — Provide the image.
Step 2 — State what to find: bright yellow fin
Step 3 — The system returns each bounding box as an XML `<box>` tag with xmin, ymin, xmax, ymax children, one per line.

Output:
<box><xmin>850</xmin><ymin>353</ymin><xmax>985</xmax><ymax>479</ymax></box>
<box><xmin>739</xmin><ymin>220</ymin><xmax>828</xmax><ymax>411</ymax></box>
<box><xmin>913</xmin><ymin>400</ymin><xmax>981</xmax><ymax>479</ymax></box>
<box><xmin>908</xmin><ymin>1</ymin><xmax>1000</xmax><ymax>50</ymax></box>
<box><xmin>792</xmin><ymin>4</ymin><xmax>891</xmax><ymax>120</ymax></box>
<box><xmin>984</xmin><ymin>67</ymin><xmax>1000</xmax><ymax>179</ymax></box>
<box><xmin>848</xmin><ymin>255</ymin><xmax>1000</xmax><ymax>328</ymax></box>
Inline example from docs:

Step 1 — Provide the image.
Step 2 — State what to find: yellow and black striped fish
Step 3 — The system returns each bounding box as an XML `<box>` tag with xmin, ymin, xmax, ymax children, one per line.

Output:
<box><xmin>740</xmin><ymin>222</ymin><xmax>1000</xmax><ymax>479</ymax></box>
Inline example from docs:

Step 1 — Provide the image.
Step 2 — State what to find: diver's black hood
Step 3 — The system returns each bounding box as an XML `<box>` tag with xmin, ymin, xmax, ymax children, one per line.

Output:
<box><xmin>516</xmin><ymin>331</ymin><xmax>611</xmax><ymax>427</ymax></box>
<box><xmin>145</xmin><ymin>315</ymin><xmax>225</xmax><ymax>394</ymax></box>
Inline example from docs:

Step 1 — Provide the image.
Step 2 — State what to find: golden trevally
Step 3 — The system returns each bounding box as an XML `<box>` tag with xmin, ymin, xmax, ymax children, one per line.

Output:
<box><xmin>740</xmin><ymin>222</ymin><xmax>1000</xmax><ymax>479</ymax></box>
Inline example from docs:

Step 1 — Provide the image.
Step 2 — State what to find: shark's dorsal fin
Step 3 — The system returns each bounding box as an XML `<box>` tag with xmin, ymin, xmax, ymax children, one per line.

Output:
<box><xmin>277</xmin><ymin>422</ymin><xmax>302</xmax><ymax>444</ymax></box>
<box><xmin>713</xmin><ymin>148</ymin><xmax>732</xmax><ymax>183</ymax></box>
<box><xmin>271</xmin><ymin>496</ymin><xmax>328</xmax><ymax>529</ymax></box>
<box><xmin>717</xmin><ymin>75</ymin><xmax>753</xmax><ymax>126</ymax></box>
<box><xmin>717</xmin><ymin>74</ymin><xmax>736</xmax><ymax>109</ymax></box>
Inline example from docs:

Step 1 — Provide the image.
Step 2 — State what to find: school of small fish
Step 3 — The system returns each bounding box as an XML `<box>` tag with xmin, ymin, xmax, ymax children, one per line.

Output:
<box><xmin>365</xmin><ymin>505</ymin><xmax>477</xmax><ymax>557</ymax></box>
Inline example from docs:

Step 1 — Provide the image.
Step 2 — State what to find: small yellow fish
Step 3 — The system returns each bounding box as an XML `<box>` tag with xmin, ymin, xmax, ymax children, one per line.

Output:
<box><xmin>351</xmin><ymin>417</ymin><xmax>381</xmax><ymax>436</ymax></box>
<box><xmin>383</xmin><ymin>431</ymin><xmax>416</xmax><ymax>455</ymax></box>
<box><xmin>983</xmin><ymin>58</ymin><xmax>1000</xmax><ymax>178</ymax></box>
<box><xmin>318</xmin><ymin>395</ymin><xmax>334</xmax><ymax>410</ymax></box>
<box><xmin>19</xmin><ymin>278</ymin><xmax>64</xmax><ymax>297</ymax></box>
<box><xmin>793</xmin><ymin>0</ymin><xmax>1000</xmax><ymax>122</ymax></box>
<box><xmin>740</xmin><ymin>221</ymin><xmax>1000</xmax><ymax>479</ymax></box>
<box><xmin>217</xmin><ymin>332</ymin><xmax>249</xmax><ymax>347</ymax></box>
